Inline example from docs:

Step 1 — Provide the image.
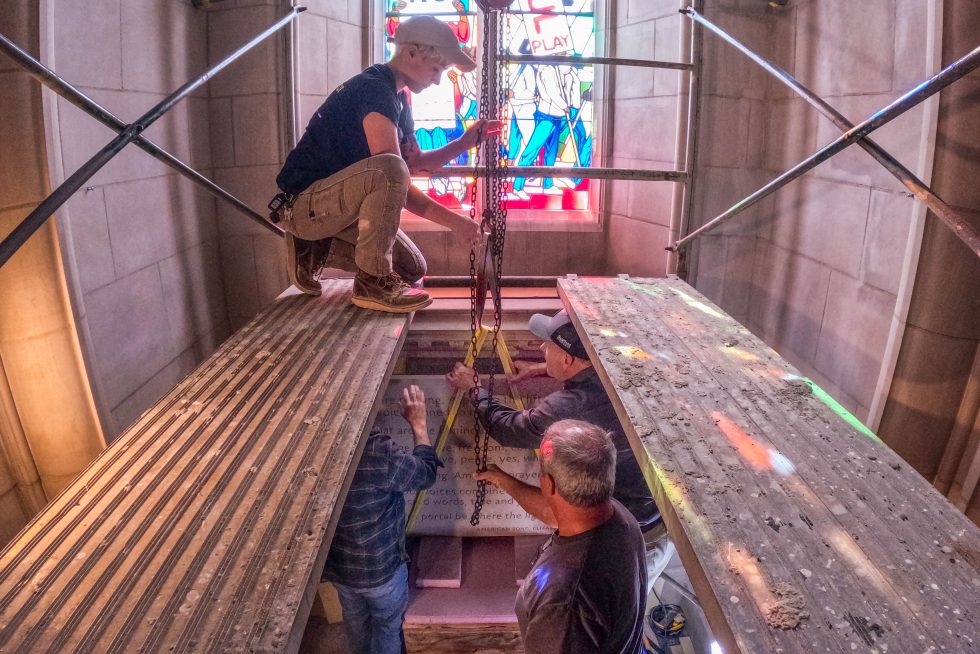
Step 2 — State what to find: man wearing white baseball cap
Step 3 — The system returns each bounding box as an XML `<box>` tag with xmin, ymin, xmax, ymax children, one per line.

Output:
<box><xmin>392</xmin><ymin>15</ymin><xmax>478</xmax><ymax>73</ymax></box>
<box><xmin>271</xmin><ymin>16</ymin><xmax>501</xmax><ymax>313</ymax></box>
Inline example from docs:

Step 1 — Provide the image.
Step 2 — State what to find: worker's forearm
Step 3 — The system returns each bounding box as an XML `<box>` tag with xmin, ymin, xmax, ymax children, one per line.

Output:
<box><xmin>410</xmin><ymin>421</ymin><xmax>431</xmax><ymax>448</ymax></box>
<box><xmin>411</xmin><ymin>136</ymin><xmax>473</xmax><ymax>171</ymax></box>
<box><xmin>493</xmin><ymin>475</ymin><xmax>556</xmax><ymax>527</ymax></box>
<box><xmin>405</xmin><ymin>185</ymin><xmax>473</xmax><ymax>231</ymax></box>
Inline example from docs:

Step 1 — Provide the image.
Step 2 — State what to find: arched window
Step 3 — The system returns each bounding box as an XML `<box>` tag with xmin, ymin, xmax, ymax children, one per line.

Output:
<box><xmin>382</xmin><ymin>0</ymin><xmax>598</xmax><ymax>215</ymax></box>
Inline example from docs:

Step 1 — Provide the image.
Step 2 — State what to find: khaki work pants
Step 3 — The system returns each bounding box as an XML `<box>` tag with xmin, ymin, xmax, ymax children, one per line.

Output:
<box><xmin>282</xmin><ymin>153</ymin><xmax>426</xmax><ymax>281</ymax></box>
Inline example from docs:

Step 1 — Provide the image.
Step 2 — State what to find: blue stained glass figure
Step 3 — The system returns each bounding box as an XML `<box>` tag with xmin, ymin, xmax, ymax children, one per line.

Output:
<box><xmin>384</xmin><ymin>0</ymin><xmax>597</xmax><ymax>210</ymax></box>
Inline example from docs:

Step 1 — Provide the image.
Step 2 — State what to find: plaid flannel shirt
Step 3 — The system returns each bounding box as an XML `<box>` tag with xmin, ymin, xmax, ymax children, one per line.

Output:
<box><xmin>322</xmin><ymin>429</ymin><xmax>441</xmax><ymax>588</ymax></box>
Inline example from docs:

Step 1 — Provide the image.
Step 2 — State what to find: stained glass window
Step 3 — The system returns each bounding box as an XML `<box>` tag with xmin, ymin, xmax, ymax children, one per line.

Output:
<box><xmin>384</xmin><ymin>0</ymin><xmax>596</xmax><ymax>212</ymax></box>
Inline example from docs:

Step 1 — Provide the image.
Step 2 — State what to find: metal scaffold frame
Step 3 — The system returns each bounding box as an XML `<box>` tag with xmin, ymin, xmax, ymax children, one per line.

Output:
<box><xmin>671</xmin><ymin>7</ymin><xmax>980</xmax><ymax>261</ymax></box>
<box><xmin>0</xmin><ymin>6</ymin><xmax>305</xmax><ymax>269</ymax></box>
<box><xmin>6</xmin><ymin>5</ymin><xmax>975</xmax><ymax>275</ymax></box>
<box><xmin>411</xmin><ymin>0</ymin><xmax>706</xmax><ymax>281</ymax></box>
<box><xmin>1</xmin><ymin>2</ymin><xmax>707</xmax><ymax>272</ymax></box>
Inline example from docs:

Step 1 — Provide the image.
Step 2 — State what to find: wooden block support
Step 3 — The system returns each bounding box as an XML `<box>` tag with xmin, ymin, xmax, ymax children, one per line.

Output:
<box><xmin>0</xmin><ymin>281</ymin><xmax>410</xmax><ymax>653</ymax></box>
<box><xmin>416</xmin><ymin>536</ymin><xmax>463</xmax><ymax>588</ymax></box>
<box><xmin>558</xmin><ymin>276</ymin><xmax>980</xmax><ymax>654</ymax></box>
<box><xmin>315</xmin><ymin>583</ymin><xmax>344</xmax><ymax>624</ymax></box>
<box><xmin>407</xmin><ymin>537</ymin><xmax>518</xmax><ymax>625</ymax></box>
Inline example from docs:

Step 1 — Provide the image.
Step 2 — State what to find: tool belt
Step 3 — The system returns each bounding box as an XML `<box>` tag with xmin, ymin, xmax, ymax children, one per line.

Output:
<box><xmin>267</xmin><ymin>191</ymin><xmax>295</xmax><ymax>224</ymax></box>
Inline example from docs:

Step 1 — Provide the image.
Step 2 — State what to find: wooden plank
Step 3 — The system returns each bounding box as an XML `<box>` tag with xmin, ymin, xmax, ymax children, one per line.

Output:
<box><xmin>416</xmin><ymin>537</ymin><xmax>463</xmax><ymax>588</ymax></box>
<box><xmin>403</xmin><ymin>623</ymin><xmax>524</xmax><ymax>654</ymax></box>
<box><xmin>0</xmin><ymin>280</ymin><xmax>410</xmax><ymax>653</ymax></box>
<box><xmin>558</xmin><ymin>276</ymin><xmax>980</xmax><ymax>654</ymax></box>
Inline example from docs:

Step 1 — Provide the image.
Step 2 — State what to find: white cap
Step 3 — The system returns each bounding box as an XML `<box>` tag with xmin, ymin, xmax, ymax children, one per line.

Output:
<box><xmin>392</xmin><ymin>16</ymin><xmax>477</xmax><ymax>73</ymax></box>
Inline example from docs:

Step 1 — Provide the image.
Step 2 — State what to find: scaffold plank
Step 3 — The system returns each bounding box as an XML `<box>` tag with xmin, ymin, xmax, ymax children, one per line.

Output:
<box><xmin>0</xmin><ymin>280</ymin><xmax>409</xmax><ymax>653</ymax></box>
<box><xmin>559</xmin><ymin>275</ymin><xmax>980</xmax><ymax>654</ymax></box>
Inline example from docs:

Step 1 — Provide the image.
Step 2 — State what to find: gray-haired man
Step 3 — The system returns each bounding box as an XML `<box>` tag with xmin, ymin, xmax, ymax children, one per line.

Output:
<box><xmin>477</xmin><ymin>419</ymin><xmax>647</xmax><ymax>654</ymax></box>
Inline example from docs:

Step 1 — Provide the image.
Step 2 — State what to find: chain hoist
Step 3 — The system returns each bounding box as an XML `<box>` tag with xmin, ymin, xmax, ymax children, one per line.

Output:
<box><xmin>469</xmin><ymin>3</ymin><xmax>512</xmax><ymax>526</ymax></box>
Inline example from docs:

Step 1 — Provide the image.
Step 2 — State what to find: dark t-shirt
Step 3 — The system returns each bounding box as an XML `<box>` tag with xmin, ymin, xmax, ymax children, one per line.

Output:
<box><xmin>475</xmin><ymin>368</ymin><xmax>660</xmax><ymax>530</ymax></box>
<box><xmin>277</xmin><ymin>64</ymin><xmax>415</xmax><ymax>194</ymax></box>
<box><xmin>515</xmin><ymin>500</ymin><xmax>647</xmax><ymax>654</ymax></box>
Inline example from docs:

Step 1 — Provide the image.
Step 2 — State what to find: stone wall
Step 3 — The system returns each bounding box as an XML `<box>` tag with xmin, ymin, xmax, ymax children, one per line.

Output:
<box><xmin>602</xmin><ymin>0</ymin><xmax>688</xmax><ymax>276</ymax></box>
<box><xmin>687</xmin><ymin>0</ymin><xmax>938</xmax><ymax>425</ymax></box>
<box><xmin>0</xmin><ymin>0</ymin><xmax>104</xmax><ymax>545</ymax></box>
<box><xmin>46</xmin><ymin>0</ymin><xmax>227</xmax><ymax>438</ymax></box>
<box><xmin>880</xmin><ymin>0</ymin><xmax>980</xmax><ymax>495</ymax></box>
<box><xmin>206</xmin><ymin>0</ymin><xmax>292</xmax><ymax>331</ymax></box>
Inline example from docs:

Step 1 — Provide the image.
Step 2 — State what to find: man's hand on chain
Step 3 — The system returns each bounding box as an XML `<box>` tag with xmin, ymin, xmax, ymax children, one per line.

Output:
<box><xmin>451</xmin><ymin>214</ymin><xmax>483</xmax><ymax>250</ymax></box>
<box><xmin>446</xmin><ymin>362</ymin><xmax>480</xmax><ymax>391</ymax></box>
<box><xmin>474</xmin><ymin>464</ymin><xmax>508</xmax><ymax>487</ymax></box>
<box><xmin>463</xmin><ymin>119</ymin><xmax>504</xmax><ymax>149</ymax></box>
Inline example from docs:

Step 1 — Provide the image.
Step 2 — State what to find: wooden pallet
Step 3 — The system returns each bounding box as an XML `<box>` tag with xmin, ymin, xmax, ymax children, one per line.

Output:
<box><xmin>0</xmin><ymin>281</ymin><xmax>409</xmax><ymax>653</ymax></box>
<box><xmin>559</xmin><ymin>276</ymin><xmax>980</xmax><ymax>654</ymax></box>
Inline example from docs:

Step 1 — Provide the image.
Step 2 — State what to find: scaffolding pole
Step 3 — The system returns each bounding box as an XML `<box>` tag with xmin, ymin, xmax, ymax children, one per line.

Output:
<box><xmin>503</xmin><ymin>54</ymin><xmax>693</xmax><ymax>70</ymax></box>
<box><xmin>669</xmin><ymin>42</ymin><xmax>980</xmax><ymax>253</ymax></box>
<box><xmin>435</xmin><ymin>166</ymin><xmax>685</xmax><ymax>182</ymax></box>
<box><xmin>0</xmin><ymin>32</ymin><xmax>281</xmax><ymax>239</ymax></box>
<box><xmin>0</xmin><ymin>6</ymin><xmax>304</xmax><ymax>269</ymax></box>
<box><xmin>673</xmin><ymin>0</ymin><xmax>705</xmax><ymax>278</ymax></box>
<box><xmin>680</xmin><ymin>7</ymin><xmax>980</xmax><ymax>259</ymax></box>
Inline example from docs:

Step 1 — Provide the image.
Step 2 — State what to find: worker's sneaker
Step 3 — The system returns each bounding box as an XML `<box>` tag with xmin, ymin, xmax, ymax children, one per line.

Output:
<box><xmin>286</xmin><ymin>233</ymin><xmax>327</xmax><ymax>296</ymax></box>
<box><xmin>352</xmin><ymin>270</ymin><xmax>432</xmax><ymax>313</ymax></box>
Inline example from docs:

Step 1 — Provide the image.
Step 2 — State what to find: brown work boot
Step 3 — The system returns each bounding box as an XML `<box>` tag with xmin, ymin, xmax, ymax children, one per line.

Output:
<box><xmin>285</xmin><ymin>233</ymin><xmax>328</xmax><ymax>296</ymax></box>
<box><xmin>352</xmin><ymin>270</ymin><xmax>432</xmax><ymax>313</ymax></box>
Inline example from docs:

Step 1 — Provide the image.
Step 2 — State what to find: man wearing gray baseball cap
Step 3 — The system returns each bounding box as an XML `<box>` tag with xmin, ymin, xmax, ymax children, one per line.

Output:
<box><xmin>447</xmin><ymin>309</ymin><xmax>663</xmax><ymax>529</ymax></box>
<box><xmin>272</xmin><ymin>16</ymin><xmax>500</xmax><ymax>312</ymax></box>
<box><xmin>448</xmin><ymin>308</ymin><xmax>674</xmax><ymax>583</ymax></box>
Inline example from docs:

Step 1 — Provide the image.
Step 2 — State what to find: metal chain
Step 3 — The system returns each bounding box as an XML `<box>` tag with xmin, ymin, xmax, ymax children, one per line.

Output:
<box><xmin>490</xmin><ymin>9</ymin><xmax>511</xmax><ymax>362</ymax></box>
<box><xmin>467</xmin><ymin>13</ymin><xmax>485</xmax><ymax>414</ymax></box>
<box><xmin>471</xmin><ymin>7</ymin><xmax>510</xmax><ymax>527</ymax></box>
<box><xmin>469</xmin><ymin>4</ymin><xmax>494</xmax><ymax>526</ymax></box>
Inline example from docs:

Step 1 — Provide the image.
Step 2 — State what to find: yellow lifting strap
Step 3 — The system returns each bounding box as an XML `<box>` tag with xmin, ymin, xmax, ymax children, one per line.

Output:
<box><xmin>406</xmin><ymin>327</ymin><xmax>525</xmax><ymax>532</ymax></box>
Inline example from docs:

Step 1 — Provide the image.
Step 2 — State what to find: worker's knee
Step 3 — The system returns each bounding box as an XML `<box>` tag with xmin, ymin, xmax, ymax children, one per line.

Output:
<box><xmin>368</xmin><ymin>153</ymin><xmax>410</xmax><ymax>187</ymax></box>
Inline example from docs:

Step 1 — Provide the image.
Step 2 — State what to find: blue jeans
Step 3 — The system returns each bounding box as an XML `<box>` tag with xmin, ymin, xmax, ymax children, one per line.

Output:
<box><xmin>333</xmin><ymin>564</ymin><xmax>409</xmax><ymax>654</ymax></box>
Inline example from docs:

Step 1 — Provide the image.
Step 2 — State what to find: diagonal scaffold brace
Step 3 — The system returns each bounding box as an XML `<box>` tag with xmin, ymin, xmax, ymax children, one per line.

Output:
<box><xmin>0</xmin><ymin>6</ymin><xmax>305</xmax><ymax>269</ymax></box>
<box><xmin>667</xmin><ymin>28</ymin><xmax>980</xmax><ymax>259</ymax></box>
<box><xmin>678</xmin><ymin>7</ymin><xmax>980</xmax><ymax>260</ymax></box>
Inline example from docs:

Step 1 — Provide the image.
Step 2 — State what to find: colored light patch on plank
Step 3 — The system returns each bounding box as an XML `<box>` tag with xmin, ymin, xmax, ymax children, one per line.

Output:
<box><xmin>646</xmin><ymin>460</ymin><xmax>709</xmax><ymax>544</ymax></box>
<box><xmin>613</xmin><ymin>345</ymin><xmax>652</xmax><ymax>360</ymax></box>
<box><xmin>725</xmin><ymin>346</ymin><xmax>760</xmax><ymax>363</ymax></box>
<box><xmin>623</xmin><ymin>279</ymin><xmax>665</xmax><ymax>298</ymax></box>
<box><xmin>783</xmin><ymin>374</ymin><xmax>881</xmax><ymax>442</ymax></box>
<box><xmin>670</xmin><ymin>287</ymin><xmax>727</xmax><ymax>320</ymax></box>
<box><xmin>712</xmin><ymin>411</ymin><xmax>796</xmax><ymax>476</ymax></box>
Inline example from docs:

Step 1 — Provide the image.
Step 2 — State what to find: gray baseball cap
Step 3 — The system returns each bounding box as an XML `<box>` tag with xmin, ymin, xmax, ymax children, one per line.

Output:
<box><xmin>528</xmin><ymin>310</ymin><xmax>589</xmax><ymax>360</ymax></box>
